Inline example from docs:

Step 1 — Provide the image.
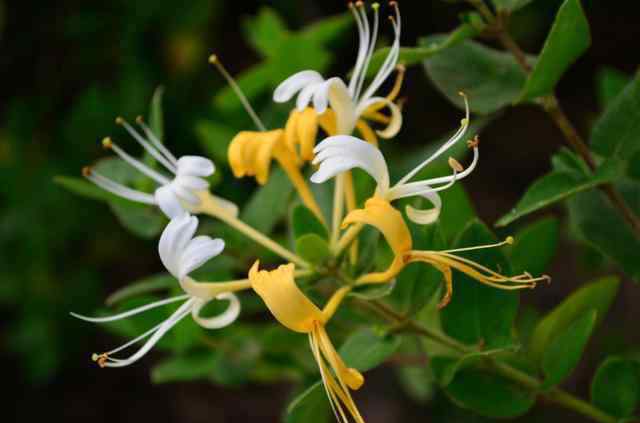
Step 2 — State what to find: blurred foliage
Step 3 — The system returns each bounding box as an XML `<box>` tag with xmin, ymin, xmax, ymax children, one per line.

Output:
<box><xmin>3</xmin><ymin>0</ymin><xmax>640</xmax><ymax>422</ymax></box>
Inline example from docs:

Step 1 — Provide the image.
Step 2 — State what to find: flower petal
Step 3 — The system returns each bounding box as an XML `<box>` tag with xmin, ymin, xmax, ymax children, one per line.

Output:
<box><xmin>358</xmin><ymin>97</ymin><xmax>402</xmax><ymax>139</ymax></box>
<box><xmin>327</xmin><ymin>78</ymin><xmax>357</xmax><ymax>134</ymax></box>
<box><xmin>158</xmin><ymin>212</ymin><xmax>198</xmax><ymax>279</ymax></box>
<box><xmin>191</xmin><ymin>293</ymin><xmax>241</xmax><ymax>329</ymax></box>
<box><xmin>274</xmin><ymin>70</ymin><xmax>324</xmax><ymax>103</ymax></box>
<box><xmin>405</xmin><ymin>191</ymin><xmax>442</xmax><ymax>225</ymax></box>
<box><xmin>311</xmin><ymin>135</ymin><xmax>389</xmax><ymax>192</ymax></box>
<box><xmin>179</xmin><ymin>236</ymin><xmax>225</xmax><ymax>280</ymax></box>
<box><xmin>176</xmin><ymin>156</ymin><xmax>215</xmax><ymax>177</ymax></box>
<box><xmin>155</xmin><ymin>185</ymin><xmax>186</xmax><ymax>219</ymax></box>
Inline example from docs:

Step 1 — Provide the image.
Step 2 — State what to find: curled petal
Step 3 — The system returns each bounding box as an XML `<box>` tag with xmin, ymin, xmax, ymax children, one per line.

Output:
<box><xmin>297</xmin><ymin>83</ymin><xmax>321</xmax><ymax>111</ymax></box>
<box><xmin>274</xmin><ymin>70</ymin><xmax>324</xmax><ymax>103</ymax></box>
<box><xmin>405</xmin><ymin>191</ymin><xmax>442</xmax><ymax>225</ymax></box>
<box><xmin>158</xmin><ymin>213</ymin><xmax>197</xmax><ymax>279</ymax></box>
<box><xmin>311</xmin><ymin>135</ymin><xmax>389</xmax><ymax>192</ymax></box>
<box><xmin>155</xmin><ymin>185</ymin><xmax>185</xmax><ymax>219</ymax></box>
<box><xmin>191</xmin><ymin>293</ymin><xmax>241</xmax><ymax>329</ymax></box>
<box><xmin>176</xmin><ymin>156</ymin><xmax>215</xmax><ymax>177</ymax></box>
<box><xmin>179</xmin><ymin>236</ymin><xmax>225</xmax><ymax>280</ymax></box>
<box><xmin>358</xmin><ymin>97</ymin><xmax>402</xmax><ymax>139</ymax></box>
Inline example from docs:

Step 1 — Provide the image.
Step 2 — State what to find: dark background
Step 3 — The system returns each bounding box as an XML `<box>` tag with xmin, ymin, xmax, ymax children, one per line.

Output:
<box><xmin>1</xmin><ymin>0</ymin><xmax>638</xmax><ymax>421</ymax></box>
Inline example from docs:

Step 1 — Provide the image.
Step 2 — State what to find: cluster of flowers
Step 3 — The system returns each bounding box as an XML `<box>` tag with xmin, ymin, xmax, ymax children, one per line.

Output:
<box><xmin>73</xmin><ymin>3</ymin><xmax>547</xmax><ymax>422</ymax></box>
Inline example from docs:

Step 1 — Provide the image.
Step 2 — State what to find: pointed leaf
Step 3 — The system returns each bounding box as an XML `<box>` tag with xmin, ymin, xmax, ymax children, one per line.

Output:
<box><xmin>510</xmin><ymin>217</ymin><xmax>559</xmax><ymax>275</ymax></box>
<box><xmin>295</xmin><ymin>234</ymin><xmax>331</xmax><ymax>264</ymax></box>
<box><xmin>339</xmin><ymin>328</ymin><xmax>401</xmax><ymax>372</ymax></box>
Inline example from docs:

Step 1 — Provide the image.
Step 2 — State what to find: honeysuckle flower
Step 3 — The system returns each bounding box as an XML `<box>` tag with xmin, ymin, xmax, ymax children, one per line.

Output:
<box><xmin>228</xmin><ymin>129</ymin><xmax>325</xmax><ymax>222</ymax></box>
<box><xmin>84</xmin><ymin>116</ymin><xmax>237</xmax><ymax>219</ymax></box>
<box><xmin>342</xmin><ymin>200</ymin><xmax>549</xmax><ymax>307</ymax></box>
<box><xmin>249</xmin><ymin>262</ymin><xmax>364</xmax><ymax>423</ymax></box>
<box><xmin>71</xmin><ymin>213</ymin><xmax>248</xmax><ymax>368</ymax></box>
<box><xmin>273</xmin><ymin>1</ymin><xmax>404</xmax><ymax>143</ymax></box>
<box><xmin>311</xmin><ymin>95</ymin><xmax>475</xmax><ymax>225</ymax></box>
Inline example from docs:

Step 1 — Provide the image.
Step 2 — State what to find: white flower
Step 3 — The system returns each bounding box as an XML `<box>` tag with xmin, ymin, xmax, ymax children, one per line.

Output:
<box><xmin>84</xmin><ymin>117</ymin><xmax>237</xmax><ymax>219</ymax></box>
<box><xmin>273</xmin><ymin>2</ymin><xmax>402</xmax><ymax>137</ymax></box>
<box><xmin>71</xmin><ymin>213</ymin><xmax>240</xmax><ymax>368</ymax></box>
<box><xmin>310</xmin><ymin>96</ymin><xmax>477</xmax><ymax>225</ymax></box>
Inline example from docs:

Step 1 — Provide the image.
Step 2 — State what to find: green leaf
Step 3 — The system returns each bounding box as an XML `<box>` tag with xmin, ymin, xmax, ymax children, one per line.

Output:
<box><xmin>496</xmin><ymin>151</ymin><xmax>623</xmax><ymax>227</ymax></box>
<box><xmin>295</xmin><ymin>234</ymin><xmax>331</xmax><ymax>264</ymax></box>
<box><xmin>366</xmin><ymin>22</ymin><xmax>482</xmax><ymax>77</ymax></box>
<box><xmin>300</xmin><ymin>12</ymin><xmax>352</xmax><ymax>46</ymax></box>
<box><xmin>214</xmin><ymin>63</ymin><xmax>273</xmax><ymax>112</ymax></box>
<box><xmin>432</xmin><ymin>346</ymin><xmax>517</xmax><ymax>387</ymax></box>
<box><xmin>444</xmin><ymin>367</ymin><xmax>535</xmax><ymax>418</ymax></box>
<box><xmin>518</xmin><ymin>0</ymin><xmax>590</xmax><ymax>101</ymax></box>
<box><xmin>242</xmin><ymin>7</ymin><xmax>288</xmax><ymax>58</ymax></box>
<box><xmin>591</xmin><ymin>357</ymin><xmax>640</xmax><ymax>418</ymax></box>
<box><xmin>596</xmin><ymin>67</ymin><xmax>632</xmax><ymax>109</ymax></box>
<box><xmin>151</xmin><ymin>354</ymin><xmax>216</xmax><ymax>384</ymax></box>
<box><xmin>148</xmin><ymin>86</ymin><xmax>164</xmax><ymax>142</ymax></box>
<box><xmin>291</xmin><ymin>205</ymin><xmax>328</xmax><ymax>240</ymax></box>
<box><xmin>285</xmin><ymin>382</ymin><xmax>330</xmax><ymax>423</ymax></box>
<box><xmin>491</xmin><ymin>0</ymin><xmax>535</xmax><ymax>12</ymax></box>
<box><xmin>423</xmin><ymin>37</ymin><xmax>528</xmax><ymax>114</ymax></box>
<box><xmin>105</xmin><ymin>273</ymin><xmax>174</xmax><ymax>306</ymax></box>
<box><xmin>440</xmin><ymin>220</ymin><xmax>519</xmax><ymax>348</ymax></box>
<box><xmin>109</xmin><ymin>201</ymin><xmax>165</xmax><ymax>239</ymax></box>
<box><xmin>241</xmin><ymin>168</ymin><xmax>293</xmax><ymax>234</ymax></box>
<box><xmin>541</xmin><ymin>309</ymin><xmax>597</xmax><ymax>388</ymax></box>
<box><xmin>568</xmin><ymin>181</ymin><xmax>640</xmax><ymax>280</ymax></box>
<box><xmin>339</xmin><ymin>328</ymin><xmax>401</xmax><ymax>372</ymax></box>
<box><xmin>591</xmin><ymin>73</ymin><xmax>640</xmax><ymax>160</ymax></box>
<box><xmin>348</xmin><ymin>279</ymin><xmax>396</xmax><ymax>300</ymax></box>
<box><xmin>510</xmin><ymin>217</ymin><xmax>559</xmax><ymax>275</ymax></box>
<box><xmin>529</xmin><ymin>276</ymin><xmax>619</xmax><ymax>362</ymax></box>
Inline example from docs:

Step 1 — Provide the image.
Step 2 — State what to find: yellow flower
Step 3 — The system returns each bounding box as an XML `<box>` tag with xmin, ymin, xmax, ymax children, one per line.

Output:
<box><xmin>228</xmin><ymin>129</ymin><xmax>324</xmax><ymax>223</ymax></box>
<box><xmin>249</xmin><ymin>262</ymin><xmax>365</xmax><ymax>423</ymax></box>
<box><xmin>341</xmin><ymin>198</ymin><xmax>549</xmax><ymax>308</ymax></box>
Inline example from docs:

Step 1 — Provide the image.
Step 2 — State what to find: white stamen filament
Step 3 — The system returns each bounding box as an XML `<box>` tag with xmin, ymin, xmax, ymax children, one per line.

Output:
<box><xmin>118</xmin><ymin>118</ymin><xmax>177</xmax><ymax>173</ymax></box>
<box><xmin>84</xmin><ymin>169</ymin><xmax>156</xmax><ymax>204</ymax></box>
<box><xmin>209</xmin><ymin>54</ymin><xmax>267</xmax><ymax>132</ymax></box>
<box><xmin>106</xmin><ymin>139</ymin><xmax>171</xmax><ymax>185</ymax></box>
<box><xmin>70</xmin><ymin>294</ymin><xmax>190</xmax><ymax>323</ymax></box>
<box><xmin>354</xmin><ymin>3</ymin><xmax>380</xmax><ymax>102</ymax></box>
<box><xmin>396</xmin><ymin>94</ymin><xmax>470</xmax><ymax>186</ymax></box>
<box><xmin>348</xmin><ymin>2</ymin><xmax>370</xmax><ymax>97</ymax></box>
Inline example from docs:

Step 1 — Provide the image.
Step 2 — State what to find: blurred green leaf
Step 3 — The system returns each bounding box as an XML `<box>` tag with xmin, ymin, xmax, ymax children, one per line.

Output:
<box><xmin>149</xmin><ymin>86</ymin><xmax>164</xmax><ymax>142</ymax></box>
<box><xmin>285</xmin><ymin>381</ymin><xmax>330</xmax><ymax>423</ymax></box>
<box><xmin>367</xmin><ymin>22</ymin><xmax>483</xmax><ymax>77</ymax></box>
<box><xmin>295</xmin><ymin>233</ymin><xmax>331</xmax><ymax>264</ymax></box>
<box><xmin>491</xmin><ymin>0</ymin><xmax>535</xmax><ymax>11</ymax></box>
<box><xmin>568</xmin><ymin>181</ymin><xmax>640</xmax><ymax>280</ymax></box>
<box><xmin>241</xmin><ymin>168</ymin><xmax>293</xmax><ymax>234</ymax></box>
<box><xmin>339</xmin><ymin>328</ymin><xmax>401</xmax><ymax>372</ymax></box>
<box><xmin>591</xmin><ymin>356</ymin><xmax>640</xmax><ymax>418</ymax></box>
<box><xmin>441</xmin><ymin>220</ymin><xmax>518</xmax><ymax>348</ymax></box>
<box><xmin>106</xmin><ymin>273</ymin><xmax>174</xmax><ymax>306</ymax></box>
<box><xmin>541</xmin><ymin>309</ymin><xmax>597</xmax><ymax>388</ymax></box>
<box><xmin>519</xmin><ymin>0</ymin><xmax>590</xmax><ymax>101</ymax></box>
<box><xmin>291</xmin><ymin>205</ymin><xmax>328</xmax><ymax>240</ymax></box>
<box><xmin>529</xmin><ymin>276</ymin><xmax>619</xmax><ymax>362</ymax></box>
<box><xmin>591</xmin><ymin>73</ymin><xmax>640</xmax><ymax>160</ymax></box>
<box><xmin>195</xmin><ymin>120</ymin><xmax>236</xmax><ymax>165</ymax></box>
<box><xmin>496</xmin><ymin>151</ymin><xmax>623</xmax><ymax>227</ymax></box>
<box><xmin>243</xmin><ymin>7</ymin><xmax>288</xmax><ymax>58</ymax></box>
<box><xmin>509</xmin><ymin>217</ymin><xmax>559</xmax><ymax>275</ymax></box>
<box><xmin>151</xmin><ymin>353</ymin><xmax>216</xmax><ymax>384</ymax></box>
<box><xmin>348</xmin><ymin>279</ymin><xmax>396</xmax><ymax>300</ymax></box>
<box><xmin>423</xmin><ymin>37</ymin><xmax>529</xmax><ymax>114</ymax></box>
<box><xmin>596</xmin><ymin>67</ymin><xmax>632</xmax><ymax>109</ymax></box>
<box><xmin>444</xmin><ymin>367</ymin><xmax>535</xmax><ymax>418</ymax></box>
<box><xmin>109</xmin><ymin>201</ymin><xmax>165</xmax><ymax>239</ymax></box>
<box><xmin>300</xmin><ymin>12</ymin><xmax>352</xmax><ymax>45</ymax></box>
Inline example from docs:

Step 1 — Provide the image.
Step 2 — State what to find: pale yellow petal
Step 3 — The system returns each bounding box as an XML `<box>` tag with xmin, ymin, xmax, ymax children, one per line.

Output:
<box><xmin>356</xmin><ymin>120</ymin><xmax>379</xmax><ymax>146</ymax></box>
<box><xmin>248</xmin><ymin>261</ymin><xmax>323</xmax><ymax>333</ymax></box>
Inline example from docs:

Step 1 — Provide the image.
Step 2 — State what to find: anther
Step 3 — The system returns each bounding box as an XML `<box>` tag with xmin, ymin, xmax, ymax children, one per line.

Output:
<box><xmin>355</xmin><ymin>1</ymin><xmax>364</xmax><ymax>7</ymax></box>
<box><xmin>448</xmin><ymin>157</ymin><xmax>464</xmax><ymax>172</ymax></box>
<box><xmin>372</xmin><ymin>2</ymin><xmax>380</xmax><ymax>10</ymax></box>
<box><xmin>208</xmin><ymin>54</ymin><xmax>218</xmax><ymax>64</ymax></box>
<box><xmin>505</xmin><ymin>236</ymin><xmax>515</xmax><ymax>245</ymax></box>
<box><xmin>115</xmin><ymin>116</ymin><xmax>125</xmax><ymax>125</ymax></box>
<box><xmin>92</xmin><ymin>353</ymin><xmax>108</xmax><ymax>368</ymax></box>
<box><xmin>102</xmin><ymin>137</ymin><xmax>113</xmax><ymax>149</ymax></box>
<box><xmin>467</xmin><ymin>135</ymin><xmax>479</xmax><ymax>148</ymax></box>
<box><xmin>389</xmin><ymin>1</ymin><xmax>397</xmax><ymax>6</ymax></box>
<box><xmin>135</xmin><ymin>115</ymin><xmax>144</xmax><ymax>124</ymax></box>
<box><xmin>82</xmin><ymin>166</ymin><xmax>92</xmax><ymax>177</ymax></box>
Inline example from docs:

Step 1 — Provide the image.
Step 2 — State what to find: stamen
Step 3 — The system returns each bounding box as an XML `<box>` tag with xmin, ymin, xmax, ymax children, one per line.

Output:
<box><xmin>116</xmin><ymin>117</ymin><xmax>178</xmax><ymax>174</ymax></box>
<box><xmin>354</xmin><ymin>2</ymin><xmax>380</xmax><ymax>102</ymax></box>
<box><xmin>135</xmin><ymin>116</ymin><xmax>179</xmax><ymax>169</ymax></box>
<box><xmin>102</xmin><ymin>136</ymin><xmax>171</xmax><ymax>185</ymax></box>
<box><xmin>467</xmin><ymin>135</ymin><xmax>479</xmax><ymax>149</ymax></box>
<box><xmin>440</xmin><ymin>237</ymin><xmax>515</xmax><ymax>254</ymax></box>
<box><xmin>209</xmin><ymin>54</ymin><xmax>266</xmax><ymax>132</ymax></box>
<box><xmin>84</xmin><ymin>168</ymin><xmax>156</xmax><ymax>204</ymax></box>
<box><xmin>448</xmin><ymin>157</ymin><xmax>464</xmax><ymax>172</ymax></box>
<box><xmin>92</xmin><ymin>353</ymin><xmax>109</xmax><ymax>368</ymax></box>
